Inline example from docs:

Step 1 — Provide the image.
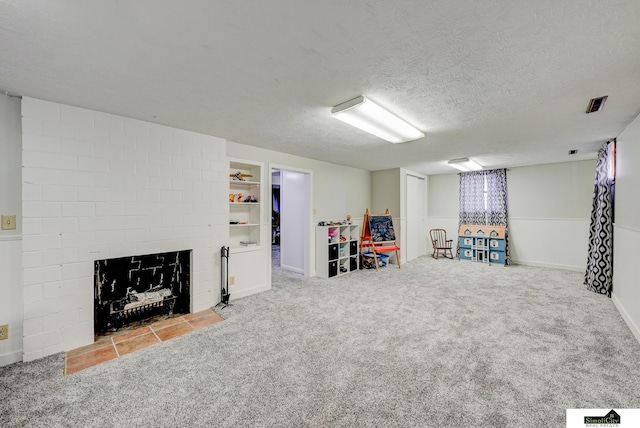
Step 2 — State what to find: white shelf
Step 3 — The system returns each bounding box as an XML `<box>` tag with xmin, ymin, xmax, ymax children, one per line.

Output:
<box><xmin>229</xmin><ymin>180</ymin><xmax>260</xmax><ymax>186</ymax></box>
<box><xmin>229</xmin><ymin>160</ymin><xmax>263</xmax><ymax>248</ymax></box>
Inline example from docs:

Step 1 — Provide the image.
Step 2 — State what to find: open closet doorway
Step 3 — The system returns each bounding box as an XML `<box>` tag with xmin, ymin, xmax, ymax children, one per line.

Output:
<box><xmin>271</xmin><ymin>166</ymin><xmax>312</xmax><ymax>277</ymax></box>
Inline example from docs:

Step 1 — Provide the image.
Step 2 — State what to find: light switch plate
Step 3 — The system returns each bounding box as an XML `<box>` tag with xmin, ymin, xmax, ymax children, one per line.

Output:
<box><xmin>1</xmin><ymin>215</ymin><xmax>16</xmax><ymax>230</ymax></box>
<box><xmin>0</xmin><ymin>324</ymin><xmax>8</xmax><ymax>341</ymax></box>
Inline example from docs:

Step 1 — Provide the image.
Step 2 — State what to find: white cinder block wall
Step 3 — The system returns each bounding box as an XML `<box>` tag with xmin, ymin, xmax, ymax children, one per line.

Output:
<box><xmin>21</xmin><ymin>98</ymin><xmax>228</xmax><ymax>361</ymax></box>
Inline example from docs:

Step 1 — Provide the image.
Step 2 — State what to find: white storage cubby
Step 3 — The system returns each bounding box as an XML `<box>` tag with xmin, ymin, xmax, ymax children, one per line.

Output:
<box><xmin>315</xmin><ymin>224</ymin><xmax>360</xmax><ymax>278</ymax></box>
<box><xmin>229</xmin><ymin>160</ymin><xmax>263</xmax><ymax>250</ymax></box>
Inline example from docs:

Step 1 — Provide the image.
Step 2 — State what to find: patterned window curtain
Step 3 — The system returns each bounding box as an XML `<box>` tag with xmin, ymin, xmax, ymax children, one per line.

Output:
<box><xmin>458</xmin><ymin>171</ymin><xmax>486</xmax><ymax>225</ymax></box>
<box><xmin>457</xmin><ymin>169</ymin><xmax>511</xmax><ymax>264</ymax></box>
<box><xmin>457</xmin><ymin>171</ymin><xmax>486</xmax><ymax>258</ymax></box>
<box><xmin>584</xmin><ymin>141</ymin><xmax>615</xmax><ymax>297</ymax></box>
<box><xmin>485</xmin><ymin>168</ymin><xmax>512</xmax><ymax>265</ymax></box>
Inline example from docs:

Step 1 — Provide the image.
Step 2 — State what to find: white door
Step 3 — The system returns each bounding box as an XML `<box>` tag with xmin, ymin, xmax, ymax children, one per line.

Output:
<box><xmin>406</xmin><ymin>175</ymin><xmax>425</xmax><ymax>261</ymax></box>
<box><xmin>280</xmin><ymin>170</ymin><xmax>308</xmax><ymax>275</ymax></box>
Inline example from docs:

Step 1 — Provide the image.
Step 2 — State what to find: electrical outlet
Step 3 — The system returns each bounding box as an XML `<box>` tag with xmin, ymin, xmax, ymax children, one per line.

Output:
<box><xmin>229</xmin><ymin>275</ymin><xmax>235</xmax><ymax>286</ymax></box>
<box><xmin>0</xmin><ymin>324</ymin><xmax>8</xmax><ymax>341</ymax></box>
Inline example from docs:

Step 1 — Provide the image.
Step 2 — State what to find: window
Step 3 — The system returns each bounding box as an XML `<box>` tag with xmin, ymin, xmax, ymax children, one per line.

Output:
<box><xmin>458</xmin><ymin>169</ymin><xmax>511</xmax><ymax>264</ymax></box>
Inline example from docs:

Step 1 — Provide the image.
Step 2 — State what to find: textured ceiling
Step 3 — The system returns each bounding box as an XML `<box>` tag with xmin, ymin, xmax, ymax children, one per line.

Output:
<box><xmin>2</xmin><ymin>1</ymin><xmax>640</xmax><ymax>174</ymax></box>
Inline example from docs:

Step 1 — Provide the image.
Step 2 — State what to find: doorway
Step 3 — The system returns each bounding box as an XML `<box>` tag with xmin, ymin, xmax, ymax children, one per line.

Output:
<box><xmin>271</xmin><ymin>170</ymin><xmax>281</xmax><ymax>270</ymax></box>
<box><xmin>270</xmin><ymin>166</ymin><xmax>312</xmax><ymax>276</ymax></box>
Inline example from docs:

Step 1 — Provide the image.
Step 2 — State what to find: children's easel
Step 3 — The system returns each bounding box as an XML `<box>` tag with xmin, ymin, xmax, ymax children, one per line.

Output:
<box><xmin>360</xmin><ymin>208</ymin><xmax>401</xmax><ymax>270</ymax></box>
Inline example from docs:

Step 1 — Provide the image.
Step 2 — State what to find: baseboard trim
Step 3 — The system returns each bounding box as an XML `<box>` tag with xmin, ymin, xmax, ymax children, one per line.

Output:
<box><xmin>281</xmin><ymin>265</ymin><xmax>304</xmax><ymax>275</ymax></box>
<box><xmin>0</xmin><ymin>235</ymin><xmax>22</xmax><ymax>242</ymax></box>
<box><xmin>230</xmin><ymin>283</ymin><xmax>271</xmax><ymax>300</ymax></box>
<box><xmin>0</xmin><ymin>351</ymin><xmax>22</xmax><ymax>367</ymax></box>
<box><xmin>612</xmin><ymin>293</ymin><xmax>640</xmax><ymax>345</ymax></box>
<box><xmin>511</xmin><ymin>259</ymin><xmax>584</xmax><ymax>272</ymax></box>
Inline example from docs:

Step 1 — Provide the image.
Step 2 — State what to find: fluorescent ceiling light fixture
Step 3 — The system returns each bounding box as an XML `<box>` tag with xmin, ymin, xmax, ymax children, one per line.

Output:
<box><xmin>331</xmin><ymin>96</ymin><xmax>424</xmax><ymax>143</ymax></box>
<box><xmin>448</xmin><ymin>157</ymin><xmax>483</xmax><ymax>172</ymax></box>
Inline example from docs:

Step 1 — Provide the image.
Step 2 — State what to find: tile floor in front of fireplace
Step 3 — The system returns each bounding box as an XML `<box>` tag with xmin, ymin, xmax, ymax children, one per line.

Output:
<box><xmin>64</xmin><ymin>308</ymin><xmax>224</xmax><ymax>375</ymax></box>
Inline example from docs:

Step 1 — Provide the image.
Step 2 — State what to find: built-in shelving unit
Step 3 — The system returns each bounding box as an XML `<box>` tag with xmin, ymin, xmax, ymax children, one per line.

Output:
<box><xmin>316</xmin><ymin>223</ymin><xmax>360</xmax><ymax>278</ymax></box>
<box><xmin>229</xmin><ymin>160</ymin><xmax>263</xmax><ymax>251</ymax></box>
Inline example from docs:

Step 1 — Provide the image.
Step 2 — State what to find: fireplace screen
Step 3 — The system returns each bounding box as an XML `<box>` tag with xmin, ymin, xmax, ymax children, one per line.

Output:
<box><xmin>94</xmin><ymin>250</ymin><xmax>191</xmax><ymax>333</ymax></box>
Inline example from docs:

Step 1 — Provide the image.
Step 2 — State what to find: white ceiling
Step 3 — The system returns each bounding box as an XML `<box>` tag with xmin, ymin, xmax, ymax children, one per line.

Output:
<box><xmin>2</xmin><ymin>1</ymin><xmax>640</xmax><ymax>175</ymax></box>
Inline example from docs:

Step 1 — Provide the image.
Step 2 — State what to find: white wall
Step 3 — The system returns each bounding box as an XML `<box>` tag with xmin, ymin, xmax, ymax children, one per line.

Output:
<box><xmin>508</xmin><ymin>161</ymin><xmax>594</xmax><ymax>270</ymax></box>
<box><xmin>0</xmin><ymin>239</ymin><xmax>22</xmax><ymax>365</ymax></box>
<box><xmin>612</xmin><ymin>112</ymin><xmax>640</xmax><ymax>343</ymax></box>
<box><xmin>426</xmin><ymin>173</ymin><xmax>459</xmax><ymax>242</ymax></box>
<box><xmin>0</xmin><ymin>94</ymin><xmax>22</xmax><ymax>234</ymax></box>
<box><xmin>0</xmin><ymin>94</ymin><xmax>23</xmax><ymax>365</ymax></box>
<box><xmin>20</xmin><ymin>98</ymin><xmax>228</xmax><ymax>361</ymax></box>
<box><xmin>426</xmin><ymin>160</ymin><xmax>595</xmax><ymax>270</ymax></box>
<box><xmin>370</xmin><ymin>168</ymin><xmax>417</xmax><ymax>265</ymax></box>
<box><xmin>227</xmin><ymin>141</ymin><xmax>371</xmax><ymax>277</ymax></box>
<box><xmin>371</xmin><ymin>169</ymin><xmax>400</xmax><ymax>216</ymax></box>
<box><xmin>371</xmin><ymin>169</ymin><xmax>401</xmax><ymax>264</ymax></box>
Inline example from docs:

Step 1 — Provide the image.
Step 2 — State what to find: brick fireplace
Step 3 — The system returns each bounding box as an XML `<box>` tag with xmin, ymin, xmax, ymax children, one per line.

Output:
<box><xmin>20</xmin><ymin>98</ymin><xmax>228</xmax><ymax>361</ymax></box>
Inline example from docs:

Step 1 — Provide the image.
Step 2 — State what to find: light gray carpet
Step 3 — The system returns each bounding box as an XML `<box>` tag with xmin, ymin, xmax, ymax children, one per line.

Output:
<box><xmin>2</xmin><ymin>256</ymin><xmax>640</xmax><ymax>427</ymax></box>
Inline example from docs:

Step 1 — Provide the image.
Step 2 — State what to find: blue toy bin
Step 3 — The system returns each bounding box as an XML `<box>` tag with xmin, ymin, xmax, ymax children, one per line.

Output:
<box><xmin>361</xmin><ymin>252</ymin><xmax>389</xmax><ymax>268</ymax></box>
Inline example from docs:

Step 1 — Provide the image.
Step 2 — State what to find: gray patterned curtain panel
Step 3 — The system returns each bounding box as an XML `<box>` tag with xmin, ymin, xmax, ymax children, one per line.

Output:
<box><xmin>457</xmin><ymin>169</ymin><xmax>512</xmax><ymax>264</ymax></box>
<box><xmin>459</xmin><ymin>171</ymin><xmax>486</xmax><ymax>225</ymax></box>
<box><xmin>584</xmin><ymin>141</ymin><xmax>615</xmax><ymax>297</ymax></box>
<box><xmin>486</xmin><ymin>168</ymin><xmax>512</xmax><ymax>265</ymax></box>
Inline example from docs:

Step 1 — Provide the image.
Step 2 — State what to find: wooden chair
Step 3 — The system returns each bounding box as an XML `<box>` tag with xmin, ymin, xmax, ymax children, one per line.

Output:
<box><xmin>430</xmin><ymin>229</ymin><xmax>453</xmax><ymax>259</ymax></box>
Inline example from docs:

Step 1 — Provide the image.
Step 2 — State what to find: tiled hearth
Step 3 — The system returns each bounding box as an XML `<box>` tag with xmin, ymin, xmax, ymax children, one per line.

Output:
<box><xmin>64</xmin><ymin>309</ymin><xmax>223</xmax><ymax>375</ymax></box>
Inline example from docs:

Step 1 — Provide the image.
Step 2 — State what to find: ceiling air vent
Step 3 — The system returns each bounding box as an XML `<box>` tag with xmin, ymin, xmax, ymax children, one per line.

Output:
<box><xmin>586</xmin><ymin>96</ymin><xmax>608</xmax><ymax>113</ymax></box>
<box><xmin>568</xmin><ymin>149</ymin><xmax>578</xmax><ymax>155</ymax></box>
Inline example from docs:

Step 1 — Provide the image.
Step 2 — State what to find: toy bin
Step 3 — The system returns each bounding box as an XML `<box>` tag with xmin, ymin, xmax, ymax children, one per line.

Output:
<box><xmin>361</xmin><ymin>252</ymin><xmax>389</xmax><ymax>269</ymax></box>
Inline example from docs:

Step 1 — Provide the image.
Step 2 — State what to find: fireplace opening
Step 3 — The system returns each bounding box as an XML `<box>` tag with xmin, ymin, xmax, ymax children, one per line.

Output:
<box><xmin>94</xmin><ymin>250</ymin><xmax>191</xmax><ymax>334</ymax></box>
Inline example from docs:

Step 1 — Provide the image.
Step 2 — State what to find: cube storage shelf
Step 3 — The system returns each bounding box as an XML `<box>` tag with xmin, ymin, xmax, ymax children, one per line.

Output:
<box><xmin>458</xmin><ymin>224</ymin><xmax>506</xmax><ymax>265</ymax></box>
<box><xmin>229</xmin><ymin>160</ymin><xmax>262</xmax><ymax>250</ymax></box>
<box><xmin>316</xmin><ymin>224</ymin><xmax>360</xmax><ymax>278</ymax></box>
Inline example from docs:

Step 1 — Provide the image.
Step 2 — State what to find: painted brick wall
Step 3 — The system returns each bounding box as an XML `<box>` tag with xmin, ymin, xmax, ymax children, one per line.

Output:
<box><xmin>21</xmin><ymin>98</ymin><xmax>227</xmax><ymax>361</ymax></box>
